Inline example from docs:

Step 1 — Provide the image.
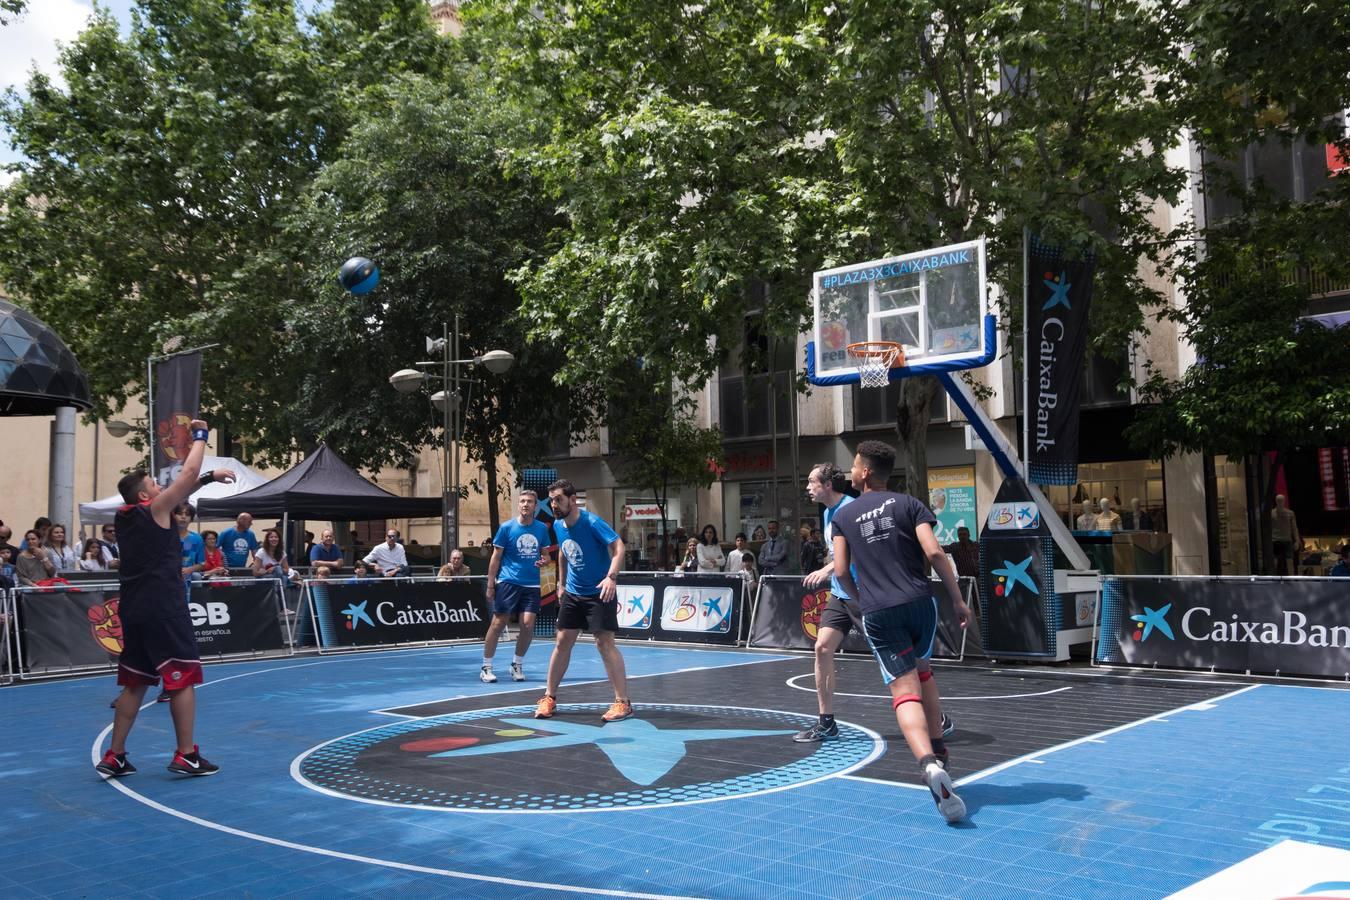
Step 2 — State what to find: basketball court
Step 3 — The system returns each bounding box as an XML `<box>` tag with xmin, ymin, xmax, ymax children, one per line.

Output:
<box><xmin>4</xmin><ymin>642</ymin><xmax>1350</xmax><ymax>898</ymax></box>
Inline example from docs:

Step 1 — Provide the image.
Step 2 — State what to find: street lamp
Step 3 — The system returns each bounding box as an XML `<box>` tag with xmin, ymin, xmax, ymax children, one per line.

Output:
<box><xmin>104</xmin><ymin>419</ymin><xmax>146</xmax><ymax>439</ymax></box>
<box><xmin>389</xmin><ymin>317</ymin><xmax>514</xmax><ymax>564</ymax></box>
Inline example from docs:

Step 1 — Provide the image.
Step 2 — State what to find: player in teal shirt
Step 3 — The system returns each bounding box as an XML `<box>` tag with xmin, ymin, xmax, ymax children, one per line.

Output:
<box><xmin>533</xmin><ymin>479</ymin><xmax>632</xmax><ymax>723</ymax></box>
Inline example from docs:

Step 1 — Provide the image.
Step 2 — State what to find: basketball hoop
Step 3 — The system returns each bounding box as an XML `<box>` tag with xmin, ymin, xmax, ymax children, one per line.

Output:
<box><xmin>847</xmin><ymin>341</ymin><xmax>905</xmax><ymax>388</ymax></box>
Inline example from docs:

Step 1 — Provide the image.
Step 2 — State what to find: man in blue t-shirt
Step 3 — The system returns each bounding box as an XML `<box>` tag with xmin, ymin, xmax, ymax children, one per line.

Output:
<box><xmin>481</xmin><ymin>490</ymin><xmax>553</xmax><ymax>684</ymax></box>
<box><xmin>217</xmin><ymin>513</ymin><xmax>258</xmax><ymax>569</ymax></box>
<box><xmin>308</xmin><ymin>529</ymin><xmax>344</xmax><ymax>573</ymax></box>
<box><xmin>534</xmin><ymin>478</ymin><xmax>632</xmax><ymax>723</ymax></box>
<box><xmin>833</xmin><ymin>440</ymin><xmax>971</xmax><ymax>825</ymax></box>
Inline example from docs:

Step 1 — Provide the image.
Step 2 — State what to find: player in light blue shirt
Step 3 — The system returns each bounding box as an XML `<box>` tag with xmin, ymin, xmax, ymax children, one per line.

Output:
<box><xmin>480</xmin><ymin>490</ymin><xmax>553</xmax><ymax>684</ymax></box>
<box><xmin>533</xmin><ymin>479</ymin><xmax>632</xmax><ymax>723</ymax></box>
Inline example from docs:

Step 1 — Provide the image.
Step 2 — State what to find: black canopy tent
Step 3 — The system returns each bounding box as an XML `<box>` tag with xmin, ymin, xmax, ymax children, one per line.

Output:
<box><xmin>196</xmin><ymin>442</ymin><xmax>442</xmax><ymax>521</ymax></box>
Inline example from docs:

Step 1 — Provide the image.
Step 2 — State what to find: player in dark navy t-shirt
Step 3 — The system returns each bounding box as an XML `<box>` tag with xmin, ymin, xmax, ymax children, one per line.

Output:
<box><xmin>95</xmin><ymin>418</ymin><xmax>235</xmax><ymax>780</ymax></box>
<box><xmin>833</xmin><ymin>440</ymin><xmax>971</xmax><ymax>824</ymax></box>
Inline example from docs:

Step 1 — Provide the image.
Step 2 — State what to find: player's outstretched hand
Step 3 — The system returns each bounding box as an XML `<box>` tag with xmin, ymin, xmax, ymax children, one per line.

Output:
<box><xmin>190</xmin><ymin>418</ymin><xmax>209</xmax><ymax>433</ymax></box>
<box><xmin>213</xmin><ymin>469</ymin><xmax>236</xmax><ymax>484</ymax></box>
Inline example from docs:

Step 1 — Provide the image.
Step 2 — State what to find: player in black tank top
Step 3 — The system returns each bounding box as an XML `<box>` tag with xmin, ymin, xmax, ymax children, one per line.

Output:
<box><xmin>95</xmin><ymin>417</ymin><xmax>235</xmax><ymax>780</ymax></box>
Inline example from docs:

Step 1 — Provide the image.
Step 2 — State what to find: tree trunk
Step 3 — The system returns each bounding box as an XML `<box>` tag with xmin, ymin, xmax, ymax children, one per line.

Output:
<box><xmin>893</xmin><ymin>376</ymin><xmax>940</xmax><ymax>500</ymax></box>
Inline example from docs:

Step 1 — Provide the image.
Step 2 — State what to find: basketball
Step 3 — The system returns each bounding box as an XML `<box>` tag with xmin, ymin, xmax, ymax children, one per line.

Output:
<box><xmin>338</xmin><ymin>256</ymin><xmax>380</xmax><ymax>295</ymax></box>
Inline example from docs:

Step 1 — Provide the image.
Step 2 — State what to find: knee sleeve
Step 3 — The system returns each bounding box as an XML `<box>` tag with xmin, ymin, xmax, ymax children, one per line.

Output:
<box><xmin>918</xmin><ymin>670</ymin><xmax>933</xmax><ymax>683</ymax></box>
<box><xmin>892</xmin><ymin>694</ymin><xmax>922</xmax><ymax>710</ymax></box>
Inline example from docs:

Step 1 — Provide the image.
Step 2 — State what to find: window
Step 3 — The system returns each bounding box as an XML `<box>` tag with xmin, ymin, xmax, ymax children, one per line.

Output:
<box><xmin>852</xmin><ymin>380</ymin><xmax>950</xmax><ymax>428</ymax></box>
<box><xmin>720</xmin><ymin>306</ymin><xmax>795</xmax><ymax>440</ymax></box>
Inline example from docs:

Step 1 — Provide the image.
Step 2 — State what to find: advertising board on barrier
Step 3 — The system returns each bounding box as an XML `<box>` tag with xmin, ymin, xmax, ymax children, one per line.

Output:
<box><xmin>749</xmin><ymin>576</ymin><xmax>981</xmax><ymax>658</ymax></box>
<box><xmin>16</xmin><ymin>580</ymin><xmax>285</xmax><ymax>674</ymax></box>
<box><xmin>613</xmin><ymin>574</ymin><xmax>743</xmax><ymax>645</ymax></box>
<box><xmin>310</xmin><ymin>579</ymin><xmax>489</xmax><ymax>649</ymax></box>
<box><xmin>1097</xmin><ymin>577</ymin><xmax>1350</xmax><ymax>678</ymax></box>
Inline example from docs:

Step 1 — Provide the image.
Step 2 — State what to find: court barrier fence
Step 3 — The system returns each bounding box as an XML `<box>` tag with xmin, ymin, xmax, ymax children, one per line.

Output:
<box><xmin>748</xmin><ymin>575</ymin><xmax>981</xmax><ymax>659</ymax></box>
<box><xmin>11</xmin><ymin>577</ymin><xmax>291</xmax><ymax>681</ymax></box>
<box><xmin>1094</xmin><ymin>575</ymin><xmax>1350</xmax><ymax>680</ymax></box>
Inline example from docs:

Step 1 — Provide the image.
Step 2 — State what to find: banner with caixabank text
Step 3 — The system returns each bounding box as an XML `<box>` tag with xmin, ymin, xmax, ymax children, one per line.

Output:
<box><xmin>309</xmin><ymin>578</ymin><xmax>489</xmax><ymax>649</ymax></box>
<box><xmin>1026</xmin><ymin>235</ymin><xmax>1095</xmax><ymax>486</ymax></box>
<box><xmin>1097</xmin><ymin>577</ymin><xmax>1350</xmax><ymax>678</ymax></box>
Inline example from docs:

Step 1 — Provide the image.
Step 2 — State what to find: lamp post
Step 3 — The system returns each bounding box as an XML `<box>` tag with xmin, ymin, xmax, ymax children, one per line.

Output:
<box><xmin>389</xmin><ymin>316</ymin><xmax>513</xmax><ymax>564</ymax></box>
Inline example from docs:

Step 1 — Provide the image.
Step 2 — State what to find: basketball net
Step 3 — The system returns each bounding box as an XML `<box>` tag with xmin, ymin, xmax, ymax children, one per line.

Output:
<box><xmin>847</xmin><ymin>341</ymin><xmax>905</xmax><ymax>389</ymax></box>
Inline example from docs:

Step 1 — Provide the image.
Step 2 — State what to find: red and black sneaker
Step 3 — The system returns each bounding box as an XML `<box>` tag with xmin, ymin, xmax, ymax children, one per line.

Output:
<box><xmin>167</xmin><ymin>745</ymin><xmax>219</xmax><ymax>777</ymax></box>
<box><xmin>95</xmin><ymin>750</ymin><xmax>137</xmax><ymax>778</ymax></box>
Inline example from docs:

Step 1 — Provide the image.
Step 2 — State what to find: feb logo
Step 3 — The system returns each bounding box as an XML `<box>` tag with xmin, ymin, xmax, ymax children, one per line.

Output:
<box><xmin>821</xmin><ymin>320</ymin><xmax>848</xmax><ymax>351</ymax></box>
<box><xmin>87</xmin><ymin>597</ymin><xmax>123</xmax><ymax>654</ymax></box>
<box><xmin>800</xmin><ymin>589</ymin><xmax>830</xmax><ymax>641</ymax></box>
<box><xmin>157</xmin><ymin>412</ymin><xmax>194</xmax><ymax>461</ymax></box>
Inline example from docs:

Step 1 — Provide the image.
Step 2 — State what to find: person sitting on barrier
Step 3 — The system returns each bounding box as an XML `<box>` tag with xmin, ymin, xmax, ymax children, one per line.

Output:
<box><xmin>252</xmin><ymin>529</ymin><xmax>294</xmax><ymax>582</ymax></box>
<box><xmin>363</xmin><ymin>529</ymin><xmax>411</xmax><ymax>577</ymax></box>
<box><xmin>79</xmin><ymin>538</ymin><xmax>109</xmax><ymax>573</ymax></box>
<box><xmin>1331</xmin><ymin>545</ymin><xmax>1350</xmax><ymax>577</ymax></box>
<box><xmin>308</xmin><ymin>528</ymin><xmax>344</xmax><ymax>574</ymax></box>
<box><xmin>15</xmin><ymin>529</ymin><xmax>55</xmax><ymax>586</ymax></box>
<box><xmin>437</xmin><ymin>548</ymin><xmax>471</xmax><ymax>581</ymax></box>
<box><xmin>200</xmin><ymin>530</ymin><xmax>228</xmax><ymax>578</ymax></box>
<box><xmin>675</xmin><ymin>537</ymin><xmax>700</xmax><ymax>574</ymax></box>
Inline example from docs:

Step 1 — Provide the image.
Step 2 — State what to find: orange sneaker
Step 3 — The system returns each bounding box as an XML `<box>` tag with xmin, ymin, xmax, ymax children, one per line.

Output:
<box><xmin>601</xmin><ymin>700</ymin><xmax>633</xmax><ymax>722</ymax></box>
<box><xmin>534</xmin><ymin>695</ymin><xmax>556</xmax><ymax>719</ymax></box>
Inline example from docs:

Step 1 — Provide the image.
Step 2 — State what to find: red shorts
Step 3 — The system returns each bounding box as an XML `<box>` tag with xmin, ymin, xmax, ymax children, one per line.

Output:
<box><xmin>116</xmin><ymin>611</ymin><xmax>203</xmax><ymax>691</ymax></box>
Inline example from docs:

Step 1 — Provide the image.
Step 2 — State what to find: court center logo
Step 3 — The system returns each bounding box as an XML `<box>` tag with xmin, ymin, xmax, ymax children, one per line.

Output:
<box><xmin>296</xmin><ymin>703</ymin><xmax>878</xmax><ymax>813</ymax></box>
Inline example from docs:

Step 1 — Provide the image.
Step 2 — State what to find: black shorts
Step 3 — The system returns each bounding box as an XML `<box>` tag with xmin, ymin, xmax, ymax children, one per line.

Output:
<box><xmin>117</xmin><ymin>610</ymin><xmax>203</xmax><ymax>691</ymax></box>
<box><xmin>818</xmin><ymin>593</ymin><xmax>862</xmax><ymax>637</ymax></box>
<box><xmin>557</xmin><ymin>593</ymin><xmax>619</xmax><ymax>633</ymax></box>
<box><xmin>862</xmin><ymin>599</ymin><xmax>938</xmax><ymax>685</ymax></box>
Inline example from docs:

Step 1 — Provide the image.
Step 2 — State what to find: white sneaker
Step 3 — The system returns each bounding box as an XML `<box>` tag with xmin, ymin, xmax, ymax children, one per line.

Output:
<box><xmin>924</xmin><ymin>762</ymin><xmax>966</xmax><ymax>824</ymax></box>
<box><xmin>511</xmin><ymin>662</ymin><xmax>525</xmax><ymax>682</ymax></box>
<box><xmin>479</xmin><ymin>665</ymin><xmax>497</xmax><ymax>684</ymax></box>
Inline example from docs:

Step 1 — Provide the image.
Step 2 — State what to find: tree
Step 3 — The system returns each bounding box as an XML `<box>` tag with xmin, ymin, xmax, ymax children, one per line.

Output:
<box><xmin>285</xmin><ymin>71</ymin><xmax>600</xmax><ymax>534</ymax></box>
<box><xmin>608</xmin><ymin>376</ymin><xmax>724</xmax><ymax>568</ymax></box>
<box><xmin>469</xmin><ymin>0</ymin><xmax>1190</xmax><ymax>497</ymax></box>
<box><xmin>0</xmin><ymin>0</ymin><xmax>449</xmax><ymax>468</ymax></box>
<box><xmin>1</xmin><ymin>1</ymin><xmax>26</xmax><ymax>24</ymax></box>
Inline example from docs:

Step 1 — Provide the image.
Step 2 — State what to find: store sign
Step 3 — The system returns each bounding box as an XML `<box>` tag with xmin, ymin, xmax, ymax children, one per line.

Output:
<box><xmin>928</xmin><ymin>466</ymin><xmax>978</xmax><ymax>543</ymax></box>
<box><xmin>621</xmin><ymin>498</ymin><xmax>680</xmax><ymax>522</ymax></box>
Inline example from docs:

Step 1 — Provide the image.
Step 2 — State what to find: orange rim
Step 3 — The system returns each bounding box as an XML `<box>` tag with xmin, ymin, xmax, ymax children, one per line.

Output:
<box><xmin>846</xmin><ymin>341</ymin><xmax>906</xmax><ymax>366</ymax></box>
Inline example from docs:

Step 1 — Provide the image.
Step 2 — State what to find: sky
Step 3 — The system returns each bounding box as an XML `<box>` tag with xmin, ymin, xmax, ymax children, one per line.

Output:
<box><xmin>0</xmin><ymin>1</ymin><xmax>136</xmax><ymax>167</ymax></box>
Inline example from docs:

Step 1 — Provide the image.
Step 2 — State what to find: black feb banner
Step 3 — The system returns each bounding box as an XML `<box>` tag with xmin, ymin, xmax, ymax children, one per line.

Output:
<box><xmin>1097</xmin><ymin>577</ymin><xmax>1350</xmax><ymax>679</ymax></box>
<box><xmin>310</xmin><ymin>579</ymin><xmax>489</xmax><ymax>648</ymax></box>
<box><xmin>750</xmin><ymin>575</ymin><xmax>980</xmax><ymax>658</ymax></box>
<box><xmin>1026</xmin><ymin>235</ymin><xmax>1095</xmax><ymax>485</ymax></box>
<box><xmin>152</xmin><ymin>350</ymin><xmax>202</xmax><ymax>486</ymax></box>
<box><xmin>187</xmin><ymin>581</ymin><xmax>285</xmax><ymax>654</ymax></box>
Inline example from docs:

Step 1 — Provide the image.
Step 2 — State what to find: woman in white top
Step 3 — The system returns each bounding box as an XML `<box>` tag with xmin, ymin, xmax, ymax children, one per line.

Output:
<box><xmin>78</xmin><ymin>538</ymin><xmax>109</xmax><ymax>572</ymax></box>
<box><xmin>696</xmin><ymin>525</ymin><xmax>725</xmax><ymax>573</ymax></box>
<box><xmin>46</xmin><ymin>524</ymin><xmax>79</xmax><ymax>572</ymax></box>
<box><xmin>252</xmin><ymin>529</ymin><xmax>291</xmax><ymax>580</ymax></box>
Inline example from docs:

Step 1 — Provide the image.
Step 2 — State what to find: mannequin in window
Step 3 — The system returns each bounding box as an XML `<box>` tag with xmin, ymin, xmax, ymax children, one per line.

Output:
<box><xmin>1124</xmin><ymin>498</ymin><xmax>1153</xmax><ymax>531</ymax></box>
<box><xmin>1096</xmin><ymin>498</ymin><xmax>1122</xmax><ymax>532</ymax></box>
<box><xmin>1075</xmin><ymin>499</ymin><xmax>1097</xmax><ymax>532</ymax></box>
<box><xmin>1271</xmin><ymin>494</ymin><xmax>1300</xmax><ymax>576</ymax></box>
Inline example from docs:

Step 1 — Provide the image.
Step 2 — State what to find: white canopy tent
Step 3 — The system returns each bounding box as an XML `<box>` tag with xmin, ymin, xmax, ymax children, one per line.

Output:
<box><xmin>78</xmin><ymin>455</ymin><xmax>271</xmax><ymax>526</ymax></box>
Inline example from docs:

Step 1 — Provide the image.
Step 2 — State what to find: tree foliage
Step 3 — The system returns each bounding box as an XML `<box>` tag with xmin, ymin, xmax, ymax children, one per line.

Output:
<box><xmin>0</xmin><ymin>0</ymin><xmax>449</xmax><ymax>467</ymax></box>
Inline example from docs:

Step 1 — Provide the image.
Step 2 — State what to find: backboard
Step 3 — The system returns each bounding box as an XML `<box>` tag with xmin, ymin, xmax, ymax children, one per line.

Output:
<box><xmin>806</xmin><ymin>237</ymin><xmax>993</xmax><ymax>386</ymax></box>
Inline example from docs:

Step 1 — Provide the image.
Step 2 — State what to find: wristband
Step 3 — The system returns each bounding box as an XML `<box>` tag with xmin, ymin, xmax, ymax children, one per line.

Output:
<box><xmin>198</xmin><ymin>470</ymin><xmax>215</xmax><ymax>486</ymax></box>
<box><xmin>191</xmin><ymin>428</ymin><xmax>209</xmax><ymax>442</ymax></box>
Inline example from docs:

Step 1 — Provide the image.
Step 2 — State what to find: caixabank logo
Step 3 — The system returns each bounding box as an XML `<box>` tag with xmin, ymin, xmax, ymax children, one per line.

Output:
<box><xmin>341</xmin><ymin>598</ymin><xmax>481</xmax><ymax>631</ymax></box>
<box><xmin>1130</xmin><ymin>603</ymin><xmax>1350</xmax><ymax>649</ymax></box>
<box><xmin>296</xmin><ymin>703</ymin><xmax>879</xmax><ymax>813</ymax></box>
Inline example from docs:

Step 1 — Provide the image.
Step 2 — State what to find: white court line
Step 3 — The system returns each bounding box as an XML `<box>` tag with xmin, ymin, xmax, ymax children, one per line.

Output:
<box><xmin>374</xmin><ymin>654</ymin><xmax>792</xmax><ymax>718</ymax></box>
<box><xmin>839</xmin><ymin>773</ymin><xmax>927</xmax><ymax>792</ymax></box>
<box><xmin>951</xmin><ymin>683</ymin><xmax>1264</xmax><ymax>788</ymax></box>
<box><xmin>783</xmin><ymin>672</ymin><xmax>1075</xmax><ymax>702</ymax></box>
<box><xmin>924</xmin><ymin>659</ymin><xmax>1248</xmax><ymax>687</ymax></box>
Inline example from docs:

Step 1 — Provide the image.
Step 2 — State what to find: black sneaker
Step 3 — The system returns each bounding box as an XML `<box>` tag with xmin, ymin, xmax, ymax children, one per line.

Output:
<box><xmin>940</xmin><ymin>712</ymin><xmax>955</xmax><ymax>738</ymax></box>
<box><xmin>167</xmin><ymin>745</ymin><xmax>219</xmax><ymax>777</ymax></box>
<box><xmin>793</xmin><ymin>719</ymin><xmax>839</xmax><ymax>743</ymax></box>
<box><xmin>95</xmin><ymin>750</ymin><xmax>137</xmax><ymax>778</ymax></box>
<box><xmin>156</xmin><ymin>691</ymin><xmax>172</xmax><ymax>703</ymax></box>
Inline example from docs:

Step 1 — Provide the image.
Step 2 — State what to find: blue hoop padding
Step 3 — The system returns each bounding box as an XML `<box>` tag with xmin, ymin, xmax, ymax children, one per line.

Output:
<box><xmin>805</xmin><ymin>314</ymin><xmax>997</xmax><ymax>386</ymax></box>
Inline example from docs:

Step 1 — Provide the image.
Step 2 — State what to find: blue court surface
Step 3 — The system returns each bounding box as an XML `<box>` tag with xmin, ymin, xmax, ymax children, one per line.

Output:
<box><xmin>4</xmin><ymin>643</ymin><xmax>1350</xmax><ymax>899</ymax></box>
